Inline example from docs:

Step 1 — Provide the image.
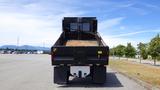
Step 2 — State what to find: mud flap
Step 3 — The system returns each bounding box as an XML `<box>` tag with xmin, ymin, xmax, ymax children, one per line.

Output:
<box><xmin>92</xmin><ymin>66</ymin><xmax>106</xmax><ymax>84</ymax></box>
<box><xmin>54</xmin><ymin>66</ymin><xmax>70</xmax><ymax>84</ymax></box>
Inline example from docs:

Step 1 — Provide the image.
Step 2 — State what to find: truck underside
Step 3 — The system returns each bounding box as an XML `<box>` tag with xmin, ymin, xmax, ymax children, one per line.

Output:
<box><xmin>54</xmin><ymin>65</ymin><xmax>106</xmax><ymax>84</ymax></box>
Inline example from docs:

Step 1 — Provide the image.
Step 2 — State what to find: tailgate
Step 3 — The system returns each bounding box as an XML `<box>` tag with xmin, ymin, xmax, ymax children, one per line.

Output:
<box><xmin>51</xmin><ymin>46</ymin><xmax>109</xmax><ymax>65</ymax></box>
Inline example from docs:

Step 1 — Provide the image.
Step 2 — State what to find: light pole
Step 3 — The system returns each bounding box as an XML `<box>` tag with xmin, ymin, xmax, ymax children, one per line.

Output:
<box><xmin>16</xmin><ymin>36</ymin><xmax>20</xmax><ymax>54</ymax></box>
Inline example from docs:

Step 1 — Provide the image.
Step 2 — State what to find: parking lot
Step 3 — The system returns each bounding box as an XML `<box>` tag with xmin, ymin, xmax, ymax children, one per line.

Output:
<box><xmin>0</xmin><ymin>54</ymin><xmax>146</xmax><ymax>90</ymax></box>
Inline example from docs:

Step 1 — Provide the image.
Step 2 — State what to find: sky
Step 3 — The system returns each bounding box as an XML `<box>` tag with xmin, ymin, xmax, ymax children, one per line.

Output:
<box><xmin>0</xmin><ymin>0</ymin><xmax>160</xmax><ymax>48</ymax></box>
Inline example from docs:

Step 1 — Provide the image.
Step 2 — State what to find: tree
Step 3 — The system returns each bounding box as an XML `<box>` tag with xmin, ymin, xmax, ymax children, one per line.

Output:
<box><xmin>137</xmin><ymin>42</ymin><xmax>148</xmax><ymax>63</ymax></box>
<box><xmin>109</xmin><ymin>48</ymin><xmax>115</xmax><ymax>56</ymax></box>
<box><xmin>148</xmin><ymin>34</ymin><xmax>160</xmax><ymax>65</ymax></box>
<box><xmin>109</xmin><ymin>47</ymin><xmax>116</xmax><ymax>60</ymax></box>
<box><xmin>125</xmin><ymin>43</ymin><xmax>136</xmax><ymax>59</ymax></box>
<box><xmin>115</xmin><ymin>45</ymin><xmax>126</xmax><ymax>59</ymax></box>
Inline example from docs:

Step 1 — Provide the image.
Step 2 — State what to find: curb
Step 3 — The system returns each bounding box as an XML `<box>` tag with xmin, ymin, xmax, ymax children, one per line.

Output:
<box><xmin>109</xmin><ymin>66</ymin><xmax>160</xmax><ymax>90</ymax></box>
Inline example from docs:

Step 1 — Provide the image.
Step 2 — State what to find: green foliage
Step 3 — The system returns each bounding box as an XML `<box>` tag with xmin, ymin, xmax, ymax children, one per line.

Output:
<box><xmin>115</xmin><ymin>45</ymin><xmax>126</xmax><ymax>58</ymax></box>
<box><xmin>148</xmin><ymin>34</ymin><xmax>160</xmax><ymax>60</ymax></box>
<box><xmin>125</xmin><ymin>43</ymin><xmax>136</xmax><ymax>58</ymax></box>
<box><xmin>109</xmin><ymin>48</ymin><xmax>115</xmax><ymax>56</ymax></box>
<box><xmin>137</xmin><ymin>42</ymin><xmax>148</xmax><ymax>59</ymax></box>
<box><xmin>110</xmin><ymin>33</ymin><xmax>160</xmax><ymax>63</ymax></box>
<box><xmin>157</xmin><ymin>56</ymin><xmax>160</xmax><ymax>61</ymax></box>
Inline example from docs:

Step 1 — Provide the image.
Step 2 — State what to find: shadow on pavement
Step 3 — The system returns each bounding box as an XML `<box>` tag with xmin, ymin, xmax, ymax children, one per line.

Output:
<box><xmin>58</xmin><ymin>72</ymin><xmax>123</xmax><ymax>88</ymax></box>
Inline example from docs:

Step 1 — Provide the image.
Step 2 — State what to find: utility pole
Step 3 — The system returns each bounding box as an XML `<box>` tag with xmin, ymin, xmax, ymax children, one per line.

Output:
<box><xmin>16</xmin><ymin>36</ymin><xmax>20</xmax><ymax>54</ymax></box>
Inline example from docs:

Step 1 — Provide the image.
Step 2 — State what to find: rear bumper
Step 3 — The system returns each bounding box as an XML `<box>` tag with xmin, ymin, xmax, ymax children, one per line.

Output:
<box><xmin>52</xmin><ymin>59</ymin><xmax>108</xmax><ymax>65</ymax></box>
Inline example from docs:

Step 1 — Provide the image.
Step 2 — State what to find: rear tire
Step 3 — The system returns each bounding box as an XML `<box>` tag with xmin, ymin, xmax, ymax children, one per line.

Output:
<box><xmin>91</xmin><ymin>65</ymin><xmax>106</xmax><ymax>84</ymax></box>
<box><xmin>54</xmin><ymin>66</ymin><xmax>70</xmax><ymax>84</ymax></box>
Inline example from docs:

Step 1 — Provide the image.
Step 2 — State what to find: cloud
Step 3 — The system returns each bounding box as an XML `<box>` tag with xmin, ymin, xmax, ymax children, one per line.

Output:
<box><xmin>0</xmin><ymin>0</ymin><xmax>85</xmax><ymax>47</ymax></box>
<box><xmin>0</xmin><ymin>0</ymin><xmax>159</xmax><ymax>48</ymax></box>
<box><xmin>110</xmin><ymin>29</ymin><xmax>160</xmax><ymax>38</ymax></box>
<box><xmin>102</xmin><ymin>35</ymin><xmax>137</xmax><ymax>48</ymax></box>
<box><xmin>125</xmin><ymin>1</ymin><xmax>160</xmax><ymax>15</ymax></box>
<box><xmin>120</xmin><ymin>26</ymin><xmax>126</xmax><ymax>30</ymax></box>
<box><xmin>98</xmin><ymin>17</ymin><xmax>125</xmax><ymax>31</ymax></box>
<box><xmin>139</xmin><ymin>2</ymin><xmax>160</xmax><ymax>10</ymax></box>
<box><xmin>0</xmin><ymin>13</ymin><xmax>60</xmax><ymax>46</ymax></box>
<box><xmin>102</xmin><ymin>29</ymin><xmax>160</xmax><ymax>47</ymax></box>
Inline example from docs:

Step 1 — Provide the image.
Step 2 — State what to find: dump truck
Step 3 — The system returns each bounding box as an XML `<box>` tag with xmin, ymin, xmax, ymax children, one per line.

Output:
<box><xmin>51</xmin><ymin>17</ymin><xmax>109</xmax><ymax>84</ymax></box>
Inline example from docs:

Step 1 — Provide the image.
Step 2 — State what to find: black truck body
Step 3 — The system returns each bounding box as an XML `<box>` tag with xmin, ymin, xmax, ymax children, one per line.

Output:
<box><xmin>51</xmin><ymin>17</ymin><xmax>109</xmax><ymax>84</ymax></box>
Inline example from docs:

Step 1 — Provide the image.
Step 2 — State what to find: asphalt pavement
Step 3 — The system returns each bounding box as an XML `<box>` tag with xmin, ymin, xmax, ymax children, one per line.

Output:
<box><xmin>0</xmin><ymin>54</ymin><xmax>146</xmax><ymax>90</ymax></box>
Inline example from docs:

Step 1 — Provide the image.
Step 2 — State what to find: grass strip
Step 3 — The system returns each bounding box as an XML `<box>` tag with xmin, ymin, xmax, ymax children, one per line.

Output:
<box><xmin>109</xmin><ymin>60</ymin><xmax>160</xmax><ymax>87</ymax></box>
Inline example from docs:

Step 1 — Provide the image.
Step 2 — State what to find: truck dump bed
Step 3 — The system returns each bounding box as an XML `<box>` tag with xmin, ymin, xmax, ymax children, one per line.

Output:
<box><xmin>51</xmin><ymin>32</ymin><xmax>109</xmax><ymax>65</ymax></box>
